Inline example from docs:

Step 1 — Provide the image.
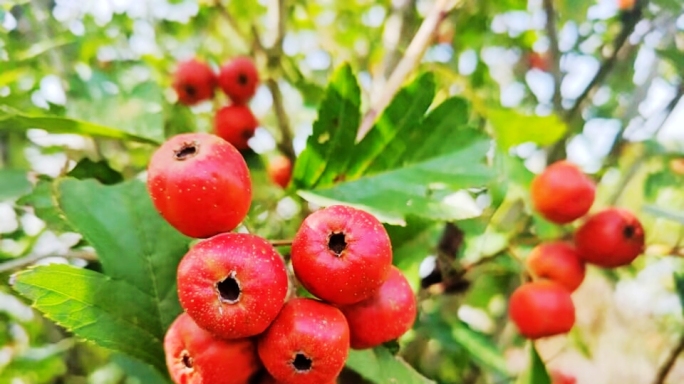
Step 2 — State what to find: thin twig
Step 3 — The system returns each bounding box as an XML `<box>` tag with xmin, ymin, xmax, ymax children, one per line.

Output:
<box><xmin>653</xmin><ymin>332</ymin><xmax>684</xmax><ymax>384</ymax></box>
<box><xmin>542</xmin><ymin>0</ymin><xmax>562</xmax><ymax>112</ymax></box>
<box><xmin>564</xmin><ymin>3</ymin><xmax>647</xmax><ymax>122</ymax></box>
<box><xmin>265</xmin><ymin>78</ymin><xmax>297</xmax><ymax>162</ymax></box>
<box><xmin>357</xmin><ymin>0</ymin><xmax>458</xmax><ymax>140</ymax></box>
<box><xmin>0</xmin><ymin>250</ymin><xmax>97</xmax><ymax>274</ymax></box>
<box><xmin>270</xmin><ymin>239</ymin><xmax>293</xmax><ymax>247</ymax></box>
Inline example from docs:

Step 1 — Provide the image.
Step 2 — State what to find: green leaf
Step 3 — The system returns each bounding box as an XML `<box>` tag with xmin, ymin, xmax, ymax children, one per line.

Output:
<box><xmin>13</xmin><ymin>178</ymin><xmax>191</xmax><ymax>375</ymax></box>
<box><xmin>0</xmin><ymin>169</ymin><xmax>31</xmax><ymax>200</ymax></box>
<box><xmin>54</xmin><ymin>178</ymin><xmax>191</xmax><ymax>329</ymax></box>
<box><xmin>346</xmin><ymin>347</ymin><xmax>435</xmax><ymax>384</ymax></box>
<box><xmin>297</xmin><ymin>73</ymin><xmax>494</xmax><ymax>224</ymax></box>
<box><xmin>450</xmin><ymin>321</ymin><xmax>509</xmax><ymax>375</ymax></box>
<box><xmin>488</xmin><ymin>109</ymin><xmax>567</xmax><ymax>150</ymax></box>
<box><xmin>67</xmin><ymin>158</ymin><xmax>123</xmax><ymax>185</ymax></box>
<box><xmin>0</xmin><ymin>105</ymin><xmax>160</xmax><ymax>145</ymax></box>
<box><xmin>516</xmin><ymin>344</ymin><xmax>551</xmax><ymax>384</ymax></box>
<box><xmin>299</xmin><ymin>138</ymin><xmax>492</xmax><ymax>225</ymax></box>
<box><xmin>293</xmin><ymin>64</ymin><xmax>362</xmax><ymax>189</ymax></box>
<box><xmin>674</xmin><ymin>273</ymin><xmax>684</xmax><ymax>316</ymax></box>
<box><xmin>386</xmin><ymin>217</ymin><xmax>442</xmax><ymax>292</ymax></box>
<box><xmin>17</xmin><ymin>178</ymin><xmax>72</xmax><ymax>232</ymax></box>
<box><xmin>12</xmin><ymin>265</ymin><xmax>167</xmax><ymax>373</ymax></box>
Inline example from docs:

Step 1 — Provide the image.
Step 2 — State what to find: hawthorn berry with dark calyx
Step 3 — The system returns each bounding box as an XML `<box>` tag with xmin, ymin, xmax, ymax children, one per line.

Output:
<box><xmin>574</xmin><ymin>208</ymin><xmax>645</xmax><ymax>268</ymax></box>
<box><xmin>526</xmin><ymin>242</ymin><xmax>586</xmax><ymax>292</ymax></box>
<box><xmin>258</xmin><ymin>298</ymin><xmax>349</xmax><ymax>384</ymax></box>
<box><xmin>214</xmin><ymin>104</ymin><xmax>259</xmax><ymax>151</ymax></box>
<box><xmin>508</xmin><ymin>281</ymin><xmax>575</xmax><ymax>339</ymax></box>
<box><xmin>267</xmin><ymin>155</ymin><xmax>293</xmax><ymax>189</ymax></box>
<box><xmin>172</xmin><ymin>59</ymin><xmax>216</xmax><ymax>105</ymax></box>
<box><xmin>530</xmin><ymin>161</ymin><xmax>596</xmax><ymax>224</ymax></box>
<box><xmin>147</xmin><ymin>133</ymin><xmax>252</xmax><ymax>239</ymax></box>
<box><xmin>218</xmin><ymin>57</ymin><xmax>259</xmax><ymax>104</ymax></box>
<box><xmin>291</xmin><ymin>205</ymin><xmax>393</xmax><ymax>305</ymax></box>
<box><xmin>164</xmin><ymin>312</ymin><xmax>260</xmax><ymax>384</ymax></box>
<box><xmin>177</xmin><ymin>233</ymin><xmax>288</xmax><ymax>340</ymax></box>
<box><xmin>339</xmin><ymin>266</ymin><xmax>417</xmax><ymax>349</ymax></box>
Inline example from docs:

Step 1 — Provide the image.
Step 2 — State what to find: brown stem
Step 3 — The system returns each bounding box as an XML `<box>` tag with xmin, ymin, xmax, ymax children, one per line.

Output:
<box><xmin>265</xmin><ymin>78</ymin><xmax>297</xmax><ymax>162</ymax></box>
<box><xmin>270</xmin><ymin>239</ymin><xmax>293</xmax><ymax>247</ymax></box>
<box><xmin>542</xmin><ymin>0</ymin><xmax>562</xmax><ymax>112</ymax></box>
<box><xmin>357</xmin><ymin>0</ymin><xmax>458</xmax><ymax>140</ymax></box>
<box><xmin>653</xmin><ymin>332</ymin><xmax>684</xmax><ymax>384</ymax></box>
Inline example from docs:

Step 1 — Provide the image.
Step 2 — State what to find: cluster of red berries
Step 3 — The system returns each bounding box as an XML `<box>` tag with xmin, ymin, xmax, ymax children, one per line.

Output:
<box><xmin>172</xmin><ymin>57</ymin><xmax>292</xmax><ymax>189</ymax></box>
<box><xmin>508</xmin><ymin>161</ymin><xmax>646</xmax><ymax>340</ymax></box>
<box><xmin>145</xmin><ymin>132</ymin><xmax>417</xmax><ymax>383</ymax></box>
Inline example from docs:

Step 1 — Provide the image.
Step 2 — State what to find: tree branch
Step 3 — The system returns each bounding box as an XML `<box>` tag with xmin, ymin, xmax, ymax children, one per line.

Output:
<box><xmin>542</xmin><ymin>0</ymin><xmax>562</xmax><ymax>112</ymax></box>
<box><xmin>564</xmin><ymin>3</ymin><xmax>647</xmax><ymax>122</ymax></box>
<box><xmin>357</xmin><ymin>0</ymin><xmax>458</xmax><ymax>140</ymax></box>
<box><xmin>653</xmin><ymin>332</ymin><xmax>684</xmax><ymax>384</ymax></box>
<box><xmin>0</xmin><ymin>250</ymin><xmax>97</xmax><ymax>274</ymax></box>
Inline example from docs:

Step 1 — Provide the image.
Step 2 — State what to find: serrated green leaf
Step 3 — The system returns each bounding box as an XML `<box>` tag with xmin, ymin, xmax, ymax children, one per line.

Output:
<box><xmin>346</xmin><ymin>347</ymin><xmax>435</xmax><ymax>384</ymax></box>
<box><xmin>299</xmin><ymin>138</ymin><xmax>493</xmax><ymax>225</ymax></box>
<box><xmin>0</xmin><ymin>169</ymin><xmax>31</xmax><ymax>200</ymax></box>
<box><xmin>0</xmin><ymin>105</ymin><xmax>159</xmax><ymax>144</ymax></box>
<box><xmin>54</xmin><ymin>178</ymin><xmax>191</xmax><ymax>329</ymax></box>
<box><xmin>17</xmin><ymin>178</ymin><xmax>72</xmax><ymax>232</ymax></box>
<box><xmin>12</xmin><ymin>264</ymin><xmax>167</xmax><ymax>373</ymax></box>
<box><xmin>488</xmin><ymin>109</ymin><xmax>567</xmax><ymax>150</ymax></box>
<box><xmin>293</xmin><ymin>64</ymin><xmax>361</xmax><ymax>189</ymax></box>
<box><xmin>516</xmin><ymin>344</ymin><xmax>551</xmax><ymax>384</ymax></box>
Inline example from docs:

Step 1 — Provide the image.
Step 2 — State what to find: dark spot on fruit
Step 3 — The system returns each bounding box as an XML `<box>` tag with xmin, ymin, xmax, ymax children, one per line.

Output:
<box><xmin>217</xmin><ymin>272</ymin><xmax>241</xmax><ymax>303</ymax></box>
<box><xmin>184</xmin><ymin>84</ymin><xmax>197</xmax><ymax>97</ymax></box>
<box><xmin>174</xmin><ymin>141</ymin><xmax>199</xmax><ymax>161</ymax></box>
<box><xmin>181</xmin><ymin>351</ymin><xmax>193</xmax><ymax>369</ymax></box>
<box><xmin>328</xmin><ymin>232</ymin><xmax>347</xmax><ymax>256</ymax></box>
<box><xmin>292</xmin><ymin>353</ymin><xmax>312</xmax><ymax>372</ymax></box>
<box><xmin>623</xmin><ymin>224</ymin><xmax>635</xmax><ymax>239</ymax></box>
<box><xmin>237</xmin><ymin>73</ymin><xmax>249</xmax><ymax>85</ymax></box>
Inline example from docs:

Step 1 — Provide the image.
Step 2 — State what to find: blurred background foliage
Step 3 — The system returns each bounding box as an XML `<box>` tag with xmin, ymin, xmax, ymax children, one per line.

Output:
<box><xmin>1</xmin><ymin>0</ymin><xmax>684</xmax><ymax>383</ymax></box>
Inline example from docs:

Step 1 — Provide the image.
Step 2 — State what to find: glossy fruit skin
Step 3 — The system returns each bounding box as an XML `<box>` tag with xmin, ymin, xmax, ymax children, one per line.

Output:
<box><xmin>177</xmin><ymin>233</ymin><xmax>288</xmax><ymax>340</ymax></box>
<box><xmin>164</xmin><ymin>312</ymin><xmax>260</xmax><ymax>384</ymax></box>
<box><xmin>214</xmin><ymin>105</ymin><xmax>258</xmax><ymax>151</ymax></box>
<box><xmin>267</xmin><ymin>155</ymin><xmax>292</xmax><ymax>189</ymax></box>
<box><xmin>508</xmin><ymin>281</ymin><xmax>575</xmax><ymax>339</ymax></box>
<box><xmin>531</xmin><ymin>161</ymin><xmax>596</xmax><ymax>224</ymax></box>
<box><xmin>173</xmin><ymin>59</ymin><xmax>216</xmax><ymax>105</ymax></box>
<box><xmin>550</xmin><ymin>370</ymin><xmax>577</xmax><ymax>384</ymax></box>
<box><xmin>291</xmin><ymin>205</ymin><xmax>393</xmax><ymax>305</ymax></box>
<box><xmin>258</xmin><ymin>298</ymin><xmax>349</xmax><ymax>384</ymax></box>
<box><xmin>339</xmin><ymin>266</ymin><xmax>417</xmax><ymax>349</ymax></box>
<box><xmin>526</xmin><ymin>242</ymin><xmax>586</xmax><ymax>292</ymax></box>
<box><xmin>147</xmin><ymin>133</ymin><xmax>252</xmax><ymax>238</ymax></box>
<box><xmin>574</xmin><ymin>208</ymin><xmax>645</xmax><ymax>268</ymax></box>
<box><xmin>218</xmin><ymin>57</ymin><xmax>259</xmax><ymax>104</ymax></box>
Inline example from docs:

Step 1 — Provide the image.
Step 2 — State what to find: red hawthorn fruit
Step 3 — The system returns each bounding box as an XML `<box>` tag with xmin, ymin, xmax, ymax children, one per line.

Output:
<box><xmin>618</xmin><ymin>0</ymin><xmax>635</xmax><ymax>10</ymax></box>
<box><xmin>173</xmin><ymin>59</ymin><xmax>216</xmax><ymax>106</ymax></box>
<box><xmin>218</xmin><ymin>57</ymin><xmax>259</xmax><ymax>104</ymax></box>
<box><xmin>526</xmin><ymin>242</ymin><xmax>586</xmax><ymax>292</ymax></box>
<box><xmin>530</xmin><ymin>161</ymin><xmax>596</xmax><ymax>224</ymax></box>
<box><xmin>508</xmin><ymin>281</ymin><xmax>575</xmax><ymax>339</ymax></box>
<box><xmin>550</xmin><ymin>370</ymin><xmax>577</xmax><ymax>384</ymax></box>
<box><xmin>147</xmin><ymin>133</ymin><xmax>252</xmax><ymax>238</ymax></box>
<box><xmin>291</xmin><ymin>205</ymin><xmax>393</xmax><ymax>305</ymax></box>
<box><xmin>339</xmin><ymin>266</ymin><xmax>417</xmax><ymax>349</ymax></box>
<box><xmin>258</xmin><ymin>298</ymin><xmax>349</xmax><ymax>384</ymax></box>
<box><xmin>527</xmin><ymin>51</ymin><xmax>551</xmax><ymax>72</ymax></box>
<box><xmin>177</xmin><ymin>233</ymin><xmax>288</xmax><ymax>340</ymax></box>
<box><xmin>164</xmin><ymin>312</ymin><xmax>260</xmax><ymax>384</ymax></box>
<box><xmin>214</xmin><ymin>104</ymin><xmax>258</xmax><ymax>151</ymax></box>
<box><xmin>574</xmin><ymin>208</ymin><xmax>645</xmax><ymax>268</ymax></box>
<box><xmin>267</xmin><ymin>155</ymin><xmax>293</xmax><ymax>189</ymax></box>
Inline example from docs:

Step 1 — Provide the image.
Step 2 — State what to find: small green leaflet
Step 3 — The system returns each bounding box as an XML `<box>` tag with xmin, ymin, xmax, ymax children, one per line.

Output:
<box><xmin>346</xmin><ymin>347</ymin><xmax>435</xmax><ymax>384</ymax></box>
<box><xmin>488</xmin><ymin>109</ymin><xmax>567</xmax><ymax>150</ymax></box>
<box><xmin>515</xmin><ymin>343</ymin><xmax>551</xmax><ymax>384</ymax></box>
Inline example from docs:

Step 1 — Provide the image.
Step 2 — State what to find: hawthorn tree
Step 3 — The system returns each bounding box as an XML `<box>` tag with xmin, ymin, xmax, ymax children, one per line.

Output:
<box><xmin>1</xmin><ymin>0</ymin><xmax>684</xmax><ymax>383</ymax></box>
